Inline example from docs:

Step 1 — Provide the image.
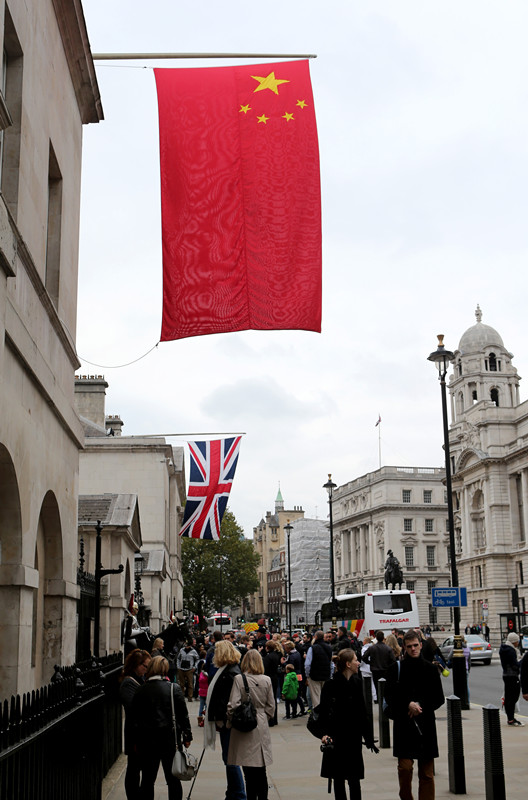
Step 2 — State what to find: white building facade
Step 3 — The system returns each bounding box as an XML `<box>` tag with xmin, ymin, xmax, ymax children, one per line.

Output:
<box><xmin>448</xmin><ymin>307</ymin><xmax>528</xmax><ymax>637</ymax></box>
<box><xmin>332</xmin><ymin>467</ymin><xmax>452</xmax><ymax>627</ymax></box>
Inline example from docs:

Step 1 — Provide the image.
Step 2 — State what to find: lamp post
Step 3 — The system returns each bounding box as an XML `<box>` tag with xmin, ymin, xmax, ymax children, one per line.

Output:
<box><xmin>428</xmin><ymin>335</ymin><xmax>469</xmax><ymax>709</ymax></box>
<box><xmin>284</xmin><ymin>521</ymin><xmax>293</xmax><ymax>636</ymax></box>
<box><xmin>323</xmin><ymin>474</ymin><xmax>338</xmax><ymax>625</ymax></box>
<box><xmin>94</xmin><ymin>520</ymin><xmax>123</xmax><ymax>658</ymax></box>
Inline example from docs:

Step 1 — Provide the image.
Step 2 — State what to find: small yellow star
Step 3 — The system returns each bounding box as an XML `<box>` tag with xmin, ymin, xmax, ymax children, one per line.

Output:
<box><xmin>251</xmin><ymin>72</ymin><xmax>289</xmax><ymax>95</ymax></box>
<box><xmin>282</xmin><ymin>112</ymin><xmax>294</xmax><ymax>122</ymax></box>
<box><xmin>296</xmin><ymin>99</ymin><xmax>307</xmax><ymax>109</ymax></box>
<box><xmin>239</xmin><ymin>104</ymin><xmax>251</xmax><ymax>114</ymax></box>
<box><xmin>257</xmin><ymin>114</ymin><xmax>269</xmax><ymax>124</ymax></box>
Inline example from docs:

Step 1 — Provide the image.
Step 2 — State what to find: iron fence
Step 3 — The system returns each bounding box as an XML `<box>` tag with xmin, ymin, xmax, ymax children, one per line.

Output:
<box><xmin>0</xmin><ymin>653</ymin><xmax>123</xmax><ymax>800</ymax></box>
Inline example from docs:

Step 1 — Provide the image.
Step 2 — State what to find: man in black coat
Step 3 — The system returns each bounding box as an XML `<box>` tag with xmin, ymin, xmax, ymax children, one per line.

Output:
<box><xmin>385</xmin><ymin>629</ymin><xmax>444</xmax><ymax>800</ymax></box>
<box><xmin>364</xmin><ymin>630</ymin><xmax>396</xmax><ymax>693</ymax></box>
<box><xmin>521</xmin><ymin>649</ymin><xmax>528</xmax><ymax>701</ymax></box>
<box><xmin>305</xmin><ymin>630</ymin><xmax>332</xmax><ymax>708</ymax></box>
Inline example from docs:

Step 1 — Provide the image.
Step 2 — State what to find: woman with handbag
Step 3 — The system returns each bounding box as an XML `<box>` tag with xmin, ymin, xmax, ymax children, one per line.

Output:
<box><xmin>131</xmin><ymin>656</ymin><xmax>192</xmax><ymax>800</ymax></box>
<box><xmin>204</xmin><ymin>640</ymin><xmax>246</xmax><ymax>800</ymax></box>
<box><xmin>227</xmin><ymin>649</ymin><xmax>275</xmax><ymax>800</ymax></box>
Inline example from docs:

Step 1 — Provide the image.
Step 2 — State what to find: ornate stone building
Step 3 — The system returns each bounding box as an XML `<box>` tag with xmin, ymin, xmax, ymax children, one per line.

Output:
<box><xmin>0</xmin><ymin>0</ymin><xmax>102</xmax><ymax>698</ymax></box>
<box><xmin>251</xmin><ymin>488</ymin><xmax>304</xmax><ymax>619</ymax></box>
<box><xmin>448</xmin><ymin>307</ymin><xmax>528</xmax><ymax>635</ymax></box>
<box><xmin>332</xmin><ymin>467</ymin><xmax>452</xmax><ymax>626</ymax></box>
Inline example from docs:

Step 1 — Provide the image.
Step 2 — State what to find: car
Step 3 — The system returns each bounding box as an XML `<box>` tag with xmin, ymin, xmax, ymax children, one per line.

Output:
<box><xmin>440</xmin><ymin>634</ymin><xmax>494</xmax><ymax>665</ymax></box>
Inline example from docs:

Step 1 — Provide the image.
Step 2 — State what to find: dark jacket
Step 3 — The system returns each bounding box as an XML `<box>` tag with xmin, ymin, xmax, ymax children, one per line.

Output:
<box><xmin>309</xmin><ymin>640</ymin><xmax>333</xmax><ymax>681</ymax></box>
<box><xmin>365</xmin><ymin>641</ymin><xmax>396</xmax><ymax>673</ymax></box>
<box><xmin>285</xmin><ymin>648</ymin><xmax>304</xmax><ymax>677</ymax></box>
<box><xmin>263</xmin><ymin>650</ymin><xmax>281</xmax><ymax>689</ymax></box>
<box><xmin>499</xmin><ymin>643</ymin><xmax>520</xmax><ymax>677</ymax></box>
<box><xmin>385</xmin><ymin>654</ymin><xmax>444</xmax><ymax>760</ymax></box>
<box><xmin>207</xmin><ymin>663</ymin><xmax>242</xmax><ymax>723</ymax></box>
<box><xmin>131</xmin><ymin>677</ymin><xmax>192</xmax><ymax>749</ymax></box>
<box><xmin>319</xmin><ymin>672</ymin><xmax>372</xmax><ymax>780</ymax></box>
<box><xmin>119</xmin><ymin>675</ymin><xmax>143</xmax><ymax>754</ymax></box>
<box><xmin>520</xmin><ymin>652</ymin><xmax>528</xmax><ymax>694</ymax></box>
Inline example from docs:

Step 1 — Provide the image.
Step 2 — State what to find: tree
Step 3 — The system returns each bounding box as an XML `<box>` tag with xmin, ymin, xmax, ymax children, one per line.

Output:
<box><xmin>181</xmin><ymin>510</ymin><xmax>260</xmax><ymax>625</ymax></box>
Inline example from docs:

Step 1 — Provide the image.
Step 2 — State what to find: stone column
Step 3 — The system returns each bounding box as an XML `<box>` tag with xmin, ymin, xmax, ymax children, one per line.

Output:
<box><xmin>521</xmin><ymin>470</ymin><xmax>528</xmax><ymax>544</ymax></box>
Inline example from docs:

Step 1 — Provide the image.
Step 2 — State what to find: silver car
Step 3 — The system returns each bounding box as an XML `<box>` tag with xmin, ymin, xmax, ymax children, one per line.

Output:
<box><xmin>440</xmin><ymin>634</ymin><xmax>493</xmax><ymax>665</ymax></box>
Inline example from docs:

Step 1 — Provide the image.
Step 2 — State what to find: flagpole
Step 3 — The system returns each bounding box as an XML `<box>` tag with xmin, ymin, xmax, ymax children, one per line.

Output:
<box><xmin>92</xmin><ymin>52</ymin><xmax>317</xmax><ymax>61</ymax></box>
<box><xmin>378</xmin><ymin>422</ymin><xmax>382</xmax><ymax>469</ymax></box>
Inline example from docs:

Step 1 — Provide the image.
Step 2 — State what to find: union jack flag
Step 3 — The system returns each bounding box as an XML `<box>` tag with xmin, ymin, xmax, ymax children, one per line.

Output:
<box><xmin>180</xmin><ymin>437</ymin><xmax>242</xmax><ymax>539</ymax></box>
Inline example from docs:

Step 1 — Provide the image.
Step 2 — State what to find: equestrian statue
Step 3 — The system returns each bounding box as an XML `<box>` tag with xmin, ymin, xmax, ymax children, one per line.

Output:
<box><xmin>384</xmin><ymin>549</ymin><xmax>404</xmax><ymax>590</ymax></box>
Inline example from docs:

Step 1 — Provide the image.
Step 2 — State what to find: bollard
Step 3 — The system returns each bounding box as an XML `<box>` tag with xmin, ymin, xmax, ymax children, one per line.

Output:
<box><xmin>482</xmin><ymin>704</ymin><xmax>505</xmax><ymax>800</ymax></box>
<box><xmin>362</xmin><ymin>674</ymin><xmax>374</xmax><ymax>746</ymax></box>
<box><xmin>447</xmin><ymin>695</ymin><xmax>466</xmax><ymax>794</ymax></box>
<box><xmin>377</xmin><ymin>678</ymin><xmax>390</xmax><ymax>749</ymax></box>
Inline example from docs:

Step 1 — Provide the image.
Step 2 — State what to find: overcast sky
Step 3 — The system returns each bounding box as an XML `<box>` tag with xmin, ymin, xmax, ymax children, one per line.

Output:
<box><xmin>77</xmin><ymin>1</ymin><xmax>528</xmax><ymax>538</ymax></box>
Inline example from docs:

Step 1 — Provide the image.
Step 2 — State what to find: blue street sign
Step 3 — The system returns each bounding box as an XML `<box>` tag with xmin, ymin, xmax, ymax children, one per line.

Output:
<box><xmin>431</xmin><ymin>587</ymin><xmax>468</xmax><ymax>608</ymax></box>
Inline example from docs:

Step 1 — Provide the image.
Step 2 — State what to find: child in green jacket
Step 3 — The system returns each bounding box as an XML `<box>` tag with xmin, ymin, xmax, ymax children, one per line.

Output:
<box><xmin>281</xmin><ymin>663</ymin><xmax>299</xmax><ymax>719</ymax></box>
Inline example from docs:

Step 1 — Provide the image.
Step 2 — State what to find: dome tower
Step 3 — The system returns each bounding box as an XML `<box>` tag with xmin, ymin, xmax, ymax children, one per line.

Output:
<box><xmin>449</xmin><ymin>305</ymin><xmax>520</xmax><ymax>422</ymax></box>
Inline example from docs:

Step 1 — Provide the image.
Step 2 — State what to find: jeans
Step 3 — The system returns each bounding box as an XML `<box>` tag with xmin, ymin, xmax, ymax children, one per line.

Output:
<box><xmin>242</xmin><ymin>765</ymin><xmax>268</xmax><ymax>800</ymax></box>
<box><xmin>198</xmin><ymin>696</ymin><xmax>206</xmax><ymax>716</ymax></box>
<box><xmin>503</xmin><ymin>676</ymin><xmax>520</xmax><ymax>722</ymax></box>
<box><xmin>219</xmin><ymin>725</ymin><xmax>247</xmax><ymax>800</ymax></box>
<box><xmin>124</xmin><ymin>754</ymin><xmax>141</xmax><ymax>800</ymax></box>
<box><xmin>138</xmin><ymin>742</ymin><xmax>182</xmax><ymax>800</ymax></box>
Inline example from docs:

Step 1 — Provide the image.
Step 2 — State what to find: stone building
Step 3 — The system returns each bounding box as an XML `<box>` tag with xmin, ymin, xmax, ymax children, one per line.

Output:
<box><xmin>0</xmin><ymin>0</ymin><xmax>102</xmax><ymax>698</ymax></box>
<box><xmin>448</xmin><ymin>307</ymin><xmax>528</xmax><ymax>635</ymax></box>
<box><xmin>267</xmin><ymin>551</ymin><xmax>285</xmax><ymax>628</ymax></box>
<box><xmin>332</xmin><ymin>467</ymin><xmax>452</xmax><ymax>627</ymax></box>
<box><xmin>75</xmin><ymin>376</ymin><xmax>186</xmax><ymax>636</ymax></box>
<box><xmin>289</xmin><ymin>517</ymin><xmax>331</xmax><ymax>629</ymax></box>
<box><xmin>251</xmin><ymin>488</ymin><xmax>304</xmax><ymax>619</ymax></box>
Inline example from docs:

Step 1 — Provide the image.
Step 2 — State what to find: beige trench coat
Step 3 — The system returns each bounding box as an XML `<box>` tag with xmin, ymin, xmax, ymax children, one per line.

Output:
<box><xmin>226</xmin><ymin>673</ymin><xmax>275</xmax><ymax>767</ymax></box>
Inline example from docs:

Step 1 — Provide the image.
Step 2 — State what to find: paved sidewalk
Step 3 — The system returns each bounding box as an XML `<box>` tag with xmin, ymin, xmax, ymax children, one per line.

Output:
<box><xmin>103</xmin><ymin>700</ymin><xmax>527</xmax><ymax>799</ymax></box>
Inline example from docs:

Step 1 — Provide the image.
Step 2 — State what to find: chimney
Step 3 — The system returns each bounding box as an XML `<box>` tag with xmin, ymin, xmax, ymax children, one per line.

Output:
<box><xmin>74</xmin><ymin>375</ymin><xmax>108</xmax><ymax>429</ymax></box>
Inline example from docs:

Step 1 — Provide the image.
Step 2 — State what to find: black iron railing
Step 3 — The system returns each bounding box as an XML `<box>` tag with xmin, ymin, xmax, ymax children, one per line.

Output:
<box><xmin>0</xmin><ymin>653</ymin><xmax>123</xmax><ymax>800</ymax></box>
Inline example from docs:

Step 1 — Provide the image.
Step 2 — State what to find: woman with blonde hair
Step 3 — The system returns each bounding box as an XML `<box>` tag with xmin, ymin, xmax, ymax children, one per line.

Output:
<box><xmin>385</xmin><ymin>634</ymin><xmax>402</xmax><ymax>661</ymax></box>
<box><xmin>227</xmin><ymin>649</ymin><xmax>275</xmax><ymax>800</ymax></box>
<box><xmin>204</xmin><ymin>641</ymin><xmax>246</xmax><ymax>800</ymax></box>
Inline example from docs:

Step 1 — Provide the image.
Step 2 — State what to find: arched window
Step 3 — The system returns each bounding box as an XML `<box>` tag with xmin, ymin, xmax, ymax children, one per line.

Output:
<box><xmin>488</xmin><ymin>352</ymin><xmax>497</xmax><ymax>371</ymax></box>
<box><xmin>457</xmin><ymin>391</ymin><xmax>464</xmax><ymax>415</ymax></box>
<box><xmin>490</xmin><ymin>388</ymin><xmax>499</xmax><ymax>406</ymax></box>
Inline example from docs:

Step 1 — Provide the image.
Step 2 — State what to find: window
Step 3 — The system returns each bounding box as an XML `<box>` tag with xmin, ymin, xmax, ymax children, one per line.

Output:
<box><xmin>406</xmin><ymin>581</ymin><xmax>415</xmax><ymax>592</ymax></box>
<box><xmin>444</xmin><ymin>492</ymin><xmax>448</xmax><ymax>504</ymax></box>
<box><xmin>477</xmin><ymin>565</ymin><xmax>482</xmax><ymax>588</ymax></box>
<box><xmin>402</xmin><ymin>490</ymin><xmax>411</xmax><ymax>504</ymax></box>
<box><xmin>405</xmin><ymin>546</ymin><xmax>414</xmax><ymax>567</ymax></box>
<box><xmin>404</xmin><ymin>518</ymin><xmax>413</xmax><ymax>532</ymax></box>
<box><xmin>518</xmin><ymin>561</ymin><xmax>524</xmax><ymax>585</ymax></box>
<box><xmin>445</xmin><ymin>518</ymin><xmax>450</xmax><ymax>532</ymax></box>
<box><xmin>427</xmin><ymin>580</ymin><xmax>437</xmax><ymax>595</ymax></box>
<box><xmin>423</xmin><ymin>490</ymin><xmax>432</xmax><ymax>504</ymax></box>
<box><xmin>490</xmin><ymin>388</ymin><xmax>499</xmax><ymax>407</ymax></box>
<box><xmin>425</xmin><ymin>519</ymin><xmax>434</xmax><ymax>533</ymax></box>
<box><xmin>426</xmin><ymin>546</ymin><xmax>436</xmax><ymax>567</ymax></box>
<box><xmin>1</xmin><ymin>8</ymin><xmax>23</xmax><ymax>219</ymax></box>
<box><xmin>45</xmin><ymin>142</ymin><xmax>63</xmax><ymax>307</ymax></box>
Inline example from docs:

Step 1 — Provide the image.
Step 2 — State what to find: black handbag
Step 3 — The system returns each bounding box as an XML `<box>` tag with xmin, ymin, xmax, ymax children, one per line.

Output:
<box><xmin>231</xmin><ymin>673</ymin><xmax>258</xmax><ymax>732</ymax></box>
<box><xmin>306</xmin><ymin>704</ymin><xmax>325</xmax><ymax>739</ymax></box>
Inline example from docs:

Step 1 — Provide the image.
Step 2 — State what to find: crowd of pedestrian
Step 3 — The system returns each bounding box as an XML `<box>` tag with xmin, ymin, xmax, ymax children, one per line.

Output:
<box><xmin>117</xmin><ymin>620</ymin><xmax>528</xmax><ymax>800</ymax></box>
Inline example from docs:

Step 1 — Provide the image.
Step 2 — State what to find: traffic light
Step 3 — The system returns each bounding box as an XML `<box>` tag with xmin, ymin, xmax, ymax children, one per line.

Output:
<box><xmin>512</xmin><ymin>586</ymin><xmax>519</xmax><ymax>609</ymax></box>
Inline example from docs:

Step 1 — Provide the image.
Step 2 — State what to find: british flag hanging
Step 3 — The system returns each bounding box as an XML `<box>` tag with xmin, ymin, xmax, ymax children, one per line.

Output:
<box><xmin>180</xmin><ymin>437</ymin><xmax>242</xmax><ymax>539</ymax></box>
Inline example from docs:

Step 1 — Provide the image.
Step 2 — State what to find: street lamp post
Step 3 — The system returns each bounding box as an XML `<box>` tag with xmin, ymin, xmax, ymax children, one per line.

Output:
<box><xmin>285</xmin><ymin>521</ymin><xmax>293</xmax><ymax>636</ymax></box>
<box><xmin>94</xmin><ymin>520</ymin><xmax>123</xmax><ymax>658</ymax></box>
<box><xmin>323</xmin><ymin>474</ymin><xmax>338</xmax><ymax>625</ymax></box>
<box><xmin>428</xmin><ymin>335</ymin><xmax>469</xmax><ymax>709</ymax></box>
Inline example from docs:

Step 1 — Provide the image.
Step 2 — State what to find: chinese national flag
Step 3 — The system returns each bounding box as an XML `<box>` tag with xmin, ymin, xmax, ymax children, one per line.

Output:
<box><xmin>154</xmin><ymin>60</ymin><xmax>321</xmax><ymax>341</ymax></box>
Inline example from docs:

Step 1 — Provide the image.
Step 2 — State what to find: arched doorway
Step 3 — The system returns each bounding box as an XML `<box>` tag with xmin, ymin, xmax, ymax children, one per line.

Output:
<box><xmin>0</xmin><ymin>443</ymin><xmax>23</xmax><ymax>698</ymax></box>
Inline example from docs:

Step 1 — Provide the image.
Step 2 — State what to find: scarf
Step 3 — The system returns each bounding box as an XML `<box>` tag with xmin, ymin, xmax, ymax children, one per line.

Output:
<box><xmin>203</xmin><ymin>664</ymin><xmax>226</xmax><ymax>751</ymax></box>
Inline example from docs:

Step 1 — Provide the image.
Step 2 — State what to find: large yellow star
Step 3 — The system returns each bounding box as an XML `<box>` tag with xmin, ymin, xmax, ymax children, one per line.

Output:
<box><xmin>282</xmin><ymin>112</ymin><xmax>294</xmax><ymax>122</ymax></box>
<box><xmin>251</xmin><ymin>72</ymin><xmax>289</xmax><ymax>95</ymax></box>
<box><xmin>257</xmin><ymin>114</ymin><xmax>269</xmax><ymax>124</ymax></box>
<box><xmin>296</xmin><ymin>99</ymin><xmax>307</xmax><ymax>109</ymax></box>
<box><xmin>239</xmin><ymin>104</ymin><xmax>251</xmax><ymax>114</ymax></box>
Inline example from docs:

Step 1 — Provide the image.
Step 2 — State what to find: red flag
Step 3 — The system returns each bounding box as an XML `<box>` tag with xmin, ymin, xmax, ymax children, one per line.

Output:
<box><xmin>154</xmin><ymin>60</ymin><xmax>321</xmax><ymax>341</ymax></box>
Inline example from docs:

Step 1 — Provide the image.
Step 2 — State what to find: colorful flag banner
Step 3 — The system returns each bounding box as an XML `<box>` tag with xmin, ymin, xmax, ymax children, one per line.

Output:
<box><xmin>154</xmin><ymin>60</ymin><xmax>321</xmax><ymax>341</ymax></box>
<box><xmin>180</xmin><ymin>437</ymin><xmax>242</xmax><ymax>539</ymax></box>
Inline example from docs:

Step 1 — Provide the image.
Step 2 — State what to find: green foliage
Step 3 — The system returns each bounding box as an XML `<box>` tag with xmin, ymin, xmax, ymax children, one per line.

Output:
<box><xmin>181</xmin><ymin>510</ymin><xmax>260</xmax><ymax>623</ymax></box>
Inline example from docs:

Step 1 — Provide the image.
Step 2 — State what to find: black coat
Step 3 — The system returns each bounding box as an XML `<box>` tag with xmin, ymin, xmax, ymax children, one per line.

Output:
<box><xmin>131</xmin><ymin>677</ymin><xmax>192</xmax><ymax>749</ymax></box>
<box><xmin>119</xmin><ymin>675</ymin><xmax>143</xmax><ymax>754</ymax></box>
<box><xmin>207</xmin><ymin>663</ymin><xmax>241</xmax><ymax>723</ymax></box>
<box><xmin>263</xmin><ymin>650</ymin><xmax>281</xmax><ymax>693</ymax></box>
<box><xmin>318</xmin><ymin>672</ymin><xmax>371</xmax><ymax>780</ymax></box>
<box><xmin>385</xmin><ymin>655</ymin><xmax>444</xmax><ymax>760</ymax></box>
